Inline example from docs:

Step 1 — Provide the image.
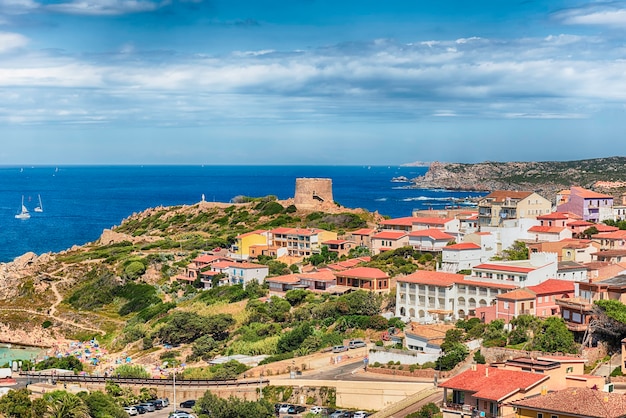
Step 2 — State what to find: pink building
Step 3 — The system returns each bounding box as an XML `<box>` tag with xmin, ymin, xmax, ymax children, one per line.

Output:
<box><xmin>556</xmin><ymin>186</ymin><xmax>614</xmax><ymax>222</ymax></box>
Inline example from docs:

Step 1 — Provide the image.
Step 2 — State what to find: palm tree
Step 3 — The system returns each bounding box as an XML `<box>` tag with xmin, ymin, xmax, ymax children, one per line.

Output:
<box><xmin>44</xmin><ymin>392</ymin><xmax>90</xmax><ymax>418</ymax></box>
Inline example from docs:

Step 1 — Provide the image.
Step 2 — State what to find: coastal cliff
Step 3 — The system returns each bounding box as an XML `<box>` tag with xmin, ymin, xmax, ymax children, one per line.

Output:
<box><xmin>411</xmin><ymin>157</ymin><xmax>626</xmax><ymax>199</ymax></box>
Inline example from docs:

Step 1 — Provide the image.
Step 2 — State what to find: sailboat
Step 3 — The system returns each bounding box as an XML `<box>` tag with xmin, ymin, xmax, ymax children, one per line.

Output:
<box><xmin>15</xmin><ymin>196</ymin><xmax>30</xmax><ymax>219</ymax></box>
<box><xmin>34</xmin><ymin>195</ymin><xmax>43</xmax><ymax>213</ymax></box>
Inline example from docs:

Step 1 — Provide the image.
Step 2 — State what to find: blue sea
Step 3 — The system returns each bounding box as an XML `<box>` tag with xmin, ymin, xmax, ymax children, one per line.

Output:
<box><xmin>0</xmin><ymin>165</ymin><xmax>486</xmax><ymax>263</ymax></box>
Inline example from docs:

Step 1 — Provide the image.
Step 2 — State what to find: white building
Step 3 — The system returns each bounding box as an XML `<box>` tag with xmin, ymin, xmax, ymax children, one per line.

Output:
<box><xmin>440</xmin><ymin>242</ymin><xmax>482</xmax><ymax>273</ymax></box>
<box><xmin>407</xmin><ymin>229</ymin><xmax>455</xmax><ymax>252</ymax></box>
<box><xmin>471</xmin><ymin>252</ymin><xmax>558</xmax><ymax>287</ymax></box>
<box><xmin>396</xmin><ymin>270</ymin><xmax>518</xmax><ymax>322</ymax></box>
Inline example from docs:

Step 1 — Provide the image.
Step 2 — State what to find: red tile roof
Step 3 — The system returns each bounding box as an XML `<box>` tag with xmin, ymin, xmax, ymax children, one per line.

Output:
<box><xmin>266</xmin><ymin>274</ymin><xmax>301</xmax><ymax>284</ymax></box>
<box><xmin>232</xmin><ymin>262</ymin><xmax>267</xmax><ymax>269</ymax></box>
<box><xmin>595</xmin><ymin>224</ymin><xmax>621</xmax><ymax>233</ymax></box>
<box><xmin>510</xmin><ymin>387</ymin><xmax>626</xmax><ymax>418</ymax></box>
<box><xmin>527</xmin><ymin>279</ymin><xmax>575</xmax><ymax>295</ymax></box>
<box><xmin>372</xmin><ymin>231</ymin><xmax>407</xmax><ymax>240</ymax></box>
<box><xmin>473</xmin><ymin>263</ymin><xmax>535</xmax><ymax>273</ymax></box>
<box><xmin>193</xmin><ymin>254</ymin><xmax>224</xmax><ymax>264</ymax></box>
<box><xmin>440</xmin><ymin>365</ymin><xmax>548</xmax><ymax>402</ymax></box>
<box><xmin>336</xmin><ymin>267</ymin><xmax>388</xmax><ymax>280</ymax></box>
<box><xmin>326</xmin><ymin>257</ymin><xmax>370</xmax><ymax>271</ymax></box>
<box><xmin>322</xmin><ymin>239</ymin><xmax>350</xmax><ymax>245</ymax></box>
<box><xmin>444</xmin><ymin>243</ymin><xmax>481</xmax><ymax>251</ymax></box>
<box><xmin>408</xmin><ymin>229</ymin><xmax>455</xmax><ymax>240</ymax></box>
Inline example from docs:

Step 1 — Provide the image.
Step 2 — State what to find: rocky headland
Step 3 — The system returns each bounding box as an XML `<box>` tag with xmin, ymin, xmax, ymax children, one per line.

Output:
<box><xmin>410</xmin><ymin>157</ymin><xmax>626</xmax><ymax>200</ymax></box>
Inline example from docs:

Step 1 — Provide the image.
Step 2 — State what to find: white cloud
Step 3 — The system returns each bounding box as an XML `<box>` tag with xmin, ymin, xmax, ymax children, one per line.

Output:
<box><xmin>558</xmin><ymin>6</ymin><xmax>626</xmax><ymax>27</ymax></box>
<box><xmin>44</xmin><ymin>0</ymin><xmax>165</xmax><ymax>16</ymax></box>
<box><xmin>0</xmin><ymin>31</ymin><xmax>27</xmax><ymax>52</ymax></box>
<box><xmin>0</xmin><ymin>0</ymin><xmax>39</xmax><ymax>14</ymax></box>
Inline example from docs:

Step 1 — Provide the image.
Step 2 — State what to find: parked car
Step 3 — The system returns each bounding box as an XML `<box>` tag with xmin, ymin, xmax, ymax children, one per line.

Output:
<box><xmin>123</xmin><ymin>406</ymin><xmax>138</xmax><ymax>416</ymax></box>
<box><xmin>279</xmin><ymin>404</ymin><xmax>294</xmax><ymax>413</ymax></box>
<box><xmin>348</xmin><ymin>340</ymin><xmax>366</xmax><ymax>349</ymax></box>
<box><xmin>288</xmin><ymin>405</ymin><xmax>306</xmax><ymax>414</ymax></box>
<box><xmin>133</xmin><ymin>405</ymin><xmax>148</xmax><ymax>414</ymax></box>
<box><xmin>148</xmin><ymin>400</ymin><xmax>163</xmax><ymax>410</ymax></box>
<box><xmin>332</xmin><ymin>345</ymin><xmax>348</xmax><ymax>353</ymax></box>
<box><xmin>329</xmin><ymin>410</ymin><xmax>346</xmax><ymax>418</ymax></box>
<box><xmin>138</xmin><ymin>402</ymin><xmax>155</xmax><ymax>412</ymax></box>
<box><xmin>179</xmin><ymin>399</ymin><xmax>196</xmax><ymax>408</ymax></box>
<box><xmin>168</xmin><ymin>412</ymin><xmax>196</xmax><ymax>418</ymax></box>
<box><xmin>353</xmin><ymin>411</ymin><xmax>368</xmax><ymax>418</ymax></box>
<box><xmin>160</xmin><ymin>398</ymin><xmax>170</xmax><ymax>407</ymax></box>
<box><xmin>310</xmin><ymin>406</ymin><xmax>327</xmax><ymax>414</ymax></box>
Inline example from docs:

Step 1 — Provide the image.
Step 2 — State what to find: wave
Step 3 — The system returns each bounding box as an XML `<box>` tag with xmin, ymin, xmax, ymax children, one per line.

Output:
<box><xmin>375</xmin><ymin>197</ymin><xmax>388</xmax><ymax>201</ymax></box>
<box><xmin>401</xmin><ymin>196</ymin><xmax>458</xmax><ymax>202</ymax></box>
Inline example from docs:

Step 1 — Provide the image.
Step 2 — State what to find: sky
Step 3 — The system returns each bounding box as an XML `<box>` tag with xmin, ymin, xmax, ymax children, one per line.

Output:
<box><xmin>1</xmin><ymin>0</ymin><xmax>626</xmax><ymax>165</ymax></box>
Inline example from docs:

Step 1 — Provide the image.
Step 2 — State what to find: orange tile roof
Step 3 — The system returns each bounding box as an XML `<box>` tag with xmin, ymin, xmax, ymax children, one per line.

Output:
<box><xmin>399</xmin><ymin>270</ymin><xmax>518</xmax><ymax>289</ymax></box>
<box><xmin>408</xmin><ymin>229</ymin><xmax>455</xmax><ymax>240</ymax></box>
<box><xmin>481</xmin><ymin>190</ymin><xmax>534</xmax><ymax>202</ymax></box>
<box><xmin>510</xmin><ymin>387</ymin><xmax>626</xmax><ymax>418</ymax></box>
<box><xmin>412</xmin><ymin>217</ymin><xmax>454</xmax><ymax>225</ymax></box>
<box><xmin>233</xmin><ymin>262</ymin><xmax>267</xmax><ymax>269</ymax></box>
<box><xmin>498</xmin><ymin>288</ymin><xmax>536</xmax><ymax>301</ymax></box>
<box><xmin>444</xmin><ymin>243</ymin><xmax>481</xmax><ymax>250</ymax></box>
<box><xmin>593</xmin><ymin>230</ymin><xmax>626</xmax><ymax>239</ymax></box>
<box><xmin>211</xmin><ymin>261</ymin><xmax>232</xmax><ymax>269</ymax></box>
<box><xmin>380</xmin><ymin>217</ymin><xmax>418</xmax><ymax>226</ymax></box>
<box><xmin>461</xmin><ymin>279</ymin><xmax>518</xmax><ymax>290</ymax></box>
<box><xmin>350</xmin><ymin>228</ymin><xmax>376</xmax><ymax>235</ymax></box>
<box><xmin>440</xmin><ymin>364</ymin><xmax>549</xmax><ymax>402</ymax></box>
<box><xmin>571</xmin><ymin>186</ymin><xmax>613</xmax><ymax>199</ymax></box>
<box><xmin>266</xmin><ymin>274</ymin><xmax>301</xmax><ymax>284</ymax></box>
<box><xmin>193</xmin><ymin>254</ymin><xmax>223</xmax><ymax>264</ymax></box>
<box><xmin>326</xmin><ymin>257</ymin><xmax>370</xmax><ymax>271</ymax></box>
<box><xmin>336</xmin><ymin>267</ymin><xmax>388</xmax><ymax>280</ymax></box>
<box><xmin>567</xmin><ymin>220</ymin><xmax>594</xmax><ymax>227</ymax></box>
<box><xmin>528</xmin><ymin>279</ymin><xmax>575</xmax><ymax>295</ymax></box>
<box><xmin>372</xmin><ymin>231</ymin><xmax>407</xmax><ymax>240</ymax></box>
<box><xmin>473</xmin><ymin>263</ymin><xmax>535</xmax><ymax>273</ymax></box>
<box><xmin>399</xmin><ymin>270</ymin><xmax>465</xmax><ymax>286</ymax></box>
<box><xmin>536</xmin><ymin>212</ymin><xmax>574</xmax><ymax>220</ymax></box>
<box><xmin>528</xmin><ymin>225</ymin><xmax>566</xmax><ymax>233</ymax></box>
<box><xmin>322</xmin><ymin>239</ymin><xmax>351</xmax><ymax>245</ymax></box>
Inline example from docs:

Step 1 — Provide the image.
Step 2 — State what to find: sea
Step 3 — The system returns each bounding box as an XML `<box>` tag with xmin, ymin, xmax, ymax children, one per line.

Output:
<box><xmin>0</xmin><ymin>165</ymin><xmax>486</xmax><ymax>263</ymax></box>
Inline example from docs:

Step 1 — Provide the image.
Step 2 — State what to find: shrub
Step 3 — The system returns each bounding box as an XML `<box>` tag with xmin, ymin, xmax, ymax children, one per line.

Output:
<box><xmin>42</xmin><ymin>320</ymin><xmax>53</xmax><ymax>328</ymax></box>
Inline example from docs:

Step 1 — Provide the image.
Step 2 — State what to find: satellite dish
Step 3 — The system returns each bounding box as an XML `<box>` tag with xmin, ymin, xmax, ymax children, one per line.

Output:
<box><xmin>500</xmin><ymin>211</ymin><xmax>508</xmax><ymax>218</ymax></box>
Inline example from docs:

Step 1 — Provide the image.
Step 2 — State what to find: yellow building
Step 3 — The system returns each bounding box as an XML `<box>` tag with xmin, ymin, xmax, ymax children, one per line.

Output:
<box><xmin>228</xmin><ymin>230</ymin><xmax>269</xmax><ymax>261</ymax></box>
<box><xmin>478</xmin><ymin>191</ymin><xmax>552</xmax><ymax>227</ymax></box>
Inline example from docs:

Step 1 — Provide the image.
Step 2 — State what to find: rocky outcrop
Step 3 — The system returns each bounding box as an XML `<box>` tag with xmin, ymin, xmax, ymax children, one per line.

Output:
<box><xmin>0</xmin><ymin>252</ymin><xmax>42</xmax><ymax>300</ymax></box>
<box><xmin>411</xmin><ymin>157</ymin><xmax>626</xmax><ymax>200</ymax></box>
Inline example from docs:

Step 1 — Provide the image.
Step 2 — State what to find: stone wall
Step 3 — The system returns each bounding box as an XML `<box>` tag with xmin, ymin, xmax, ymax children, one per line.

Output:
<box><xmin>294</xmin><ymin>178</ymin><xmax>334</xmax><ymax>210</ymax></box>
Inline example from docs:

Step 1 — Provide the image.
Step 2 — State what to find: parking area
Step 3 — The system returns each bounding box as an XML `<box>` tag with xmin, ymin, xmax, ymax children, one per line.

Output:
<box><xmin>131</xmin><ymin>406</ymin><xmax>195</xmax><ymax>418</ymax></box>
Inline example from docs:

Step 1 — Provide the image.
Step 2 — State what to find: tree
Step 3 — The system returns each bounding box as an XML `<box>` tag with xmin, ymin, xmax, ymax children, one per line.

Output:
<box><xmin>285</xmin><ymin>289</ymin><xmax>309</xmax><ymax>306</ymax></box>
<box><xmin>35</xmin><ymin>356</ymin><xmax>83</xmax><ymax>373</ymax></box>
<box><xmin>532</xmin><ymin>317</ymin><xmax>576</xmax><ymax>353</ymax></box>
<box><xmin>113</xmin><ymin>364</ymin><xmax>150</xmax><ymax>378</ymax></box>
<box><xmin>0</xmin><ymin>388</ymin><xmax>35</xmax><ymax>418</ymax></box>
<box><xmin>191</xmin><ymin>335</ymin><xmax>219</xmax><ymax>361</ymax></box>
<box><xmin>500</xmin><ymin>241</ymin><xmax>529</xmax><ymax>260</ymax></box>
<box><xmin>44</xmin><ymin>391</ymin><xmax>90</xmax><ymax>418</ymax></box>
<box><xmin>339</xmin><ymin>291</ymin><xmax>382</xmax><ymax>316</ymax></box>
<box><xmin>277</xmin><ymin>323</ymin><xmax>313</xmax><ymax>353</ymax></box>
<box><xmin>78</xmin><ymin>391</ymin><xmax>127</xmax><ymax>418</ymax></box>
<box><xmin>196</xmin><ymin>390</ymin><xmax>274</xmax><ymax>418</ymax></box>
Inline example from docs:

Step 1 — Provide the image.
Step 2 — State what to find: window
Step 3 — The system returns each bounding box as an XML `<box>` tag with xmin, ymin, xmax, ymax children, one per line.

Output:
<box><xmin>503</xmin><ymin>302</ymin><xmax>510</xmax><ymax>309</ymax></box>
<box><xmin>537</xmin><ymin>414</ymin><xmax>543</xmax><ymax>418</ymax></box>
<box><xmin>563</xmin><ymin>309</ymin><xmax>570</xmax><ymax>319</ymax></box>
<box><xmin>566</xmin><ymin>366</ymin><xmax>573</xmax><ymax>373</ymax></box>
<box><xmin>551</xmin><ymin>415</ymin><xmax>558</xmax><ymax>418</ymax></box>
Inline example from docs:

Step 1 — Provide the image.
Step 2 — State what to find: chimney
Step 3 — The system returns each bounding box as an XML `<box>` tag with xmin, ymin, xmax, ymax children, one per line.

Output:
<box><xmin>485</xmin><ymin>367</ymin><xmax>489</xmax><ymax>377</ymax></box>
<box><xmin>605</xmin><ymin>396</ymin><xmax>609</xmax><ymax>403</ymax></box>
<box><xmin>471</xmin><ymin>364</ymin><xmax>477</xmax><ymax>371</ymax></box>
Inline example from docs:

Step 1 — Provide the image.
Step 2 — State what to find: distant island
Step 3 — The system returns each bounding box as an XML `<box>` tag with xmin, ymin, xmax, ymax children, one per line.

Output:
<box><xmin>400</xmin><ymin>161</ymin><xmax>431</xmax><ymax>167</ymax></box>
<box><xmin>409</xmin><ymin>156</ymin><xmax>626</xmax><ymax>199</ymax></box>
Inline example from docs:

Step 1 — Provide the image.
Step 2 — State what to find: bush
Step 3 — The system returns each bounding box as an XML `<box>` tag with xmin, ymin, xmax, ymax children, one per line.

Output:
<box><xmin>473</xmin><ymin>351</ymin><xmax>486</xmax><ymax>364</ymax></box>
<box><xmin>114</xmin><ymin>364</ymin><xmax>150</xmax><ymax>378</ymax></box>
<box><xmin>42</xmin><ymin>320</ymin><xmax>53</xmax><ymax>328</ymax></box>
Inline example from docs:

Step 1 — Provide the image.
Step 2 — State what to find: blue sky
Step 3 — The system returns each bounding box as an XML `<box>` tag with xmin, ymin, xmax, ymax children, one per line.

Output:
<box><xmin>1</xmin><ymin>0</ymin><xmax>625</xmax><ymax>165</ymax></box>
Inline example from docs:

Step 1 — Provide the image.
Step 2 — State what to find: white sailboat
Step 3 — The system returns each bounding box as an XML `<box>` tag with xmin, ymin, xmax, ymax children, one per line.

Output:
<box><xmin>15</xmin><ymin>196</ymin><xmax>30</xmax><ymax>219</ymax></box>
<box><xmin>34</xmin><ymin>194</ymin><xmax>43</xmax><ymax>213</ymax></box>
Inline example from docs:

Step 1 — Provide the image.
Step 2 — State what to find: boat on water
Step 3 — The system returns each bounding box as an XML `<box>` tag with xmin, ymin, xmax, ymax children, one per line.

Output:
<box><xmin>34</xmin><ymin>194</ymin><xmax>43</xmax><ymax>213</ymax></box>
<box><xmin>15</xmin><ymin>196</ymin><xmax>30</xmax><ymax>220</ymax></box>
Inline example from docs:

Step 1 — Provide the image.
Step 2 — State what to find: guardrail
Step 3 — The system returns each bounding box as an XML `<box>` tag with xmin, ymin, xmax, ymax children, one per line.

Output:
<box><xmin>19</xmin><ymin>373</ymin><xmax>269</xmax><ymax>387</ymax></box>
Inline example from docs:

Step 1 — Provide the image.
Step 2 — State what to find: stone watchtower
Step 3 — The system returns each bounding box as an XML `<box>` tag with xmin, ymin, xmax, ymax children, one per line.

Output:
<box><xmin>294</xmin><ymin>178</ymin><xmax>334</xmax><ymax>210</ymax></box>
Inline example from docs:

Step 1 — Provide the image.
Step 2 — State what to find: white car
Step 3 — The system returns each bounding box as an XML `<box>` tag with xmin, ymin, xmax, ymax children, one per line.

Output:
<box><xmin>123</xmin><ymin>406</ymin><xmax>138</xmax><ymax>416</ymax></box>
<box><xmin>310</xmin><ymin>406</ymin><xmax>326</xmax><ymax>414</ymax></box>
<box><xmin>354</xmin><ymin>411</ymin><xmax>368</xmax><ymax>418</ymax></box>
<box><xmin>278</xmin><ymin>404</ymin><xmax>293</xmax><ymax>413</ymax></box>
<box><xmin>169</xmin><ymin>412</ymin><xmax>196</xmax><ymax>418</ymax></box>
